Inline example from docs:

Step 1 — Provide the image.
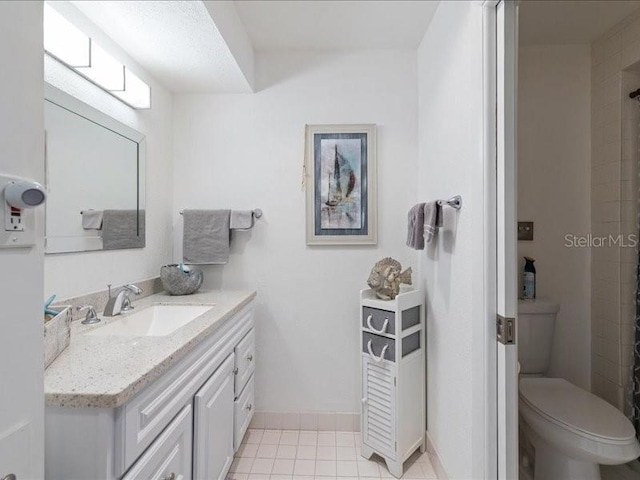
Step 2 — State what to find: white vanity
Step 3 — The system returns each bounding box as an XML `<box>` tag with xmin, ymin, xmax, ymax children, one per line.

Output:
<box><xmin>45</xmin><ymin>290</ymin><xmax>256</xmax><ymax>480</ymax></box>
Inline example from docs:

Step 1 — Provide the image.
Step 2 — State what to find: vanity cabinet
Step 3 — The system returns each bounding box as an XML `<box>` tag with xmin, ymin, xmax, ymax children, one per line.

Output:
<box><xmin>45</xmin><ymin>300</ymin><xmax>255</xmax><ymax>480</ymax></box>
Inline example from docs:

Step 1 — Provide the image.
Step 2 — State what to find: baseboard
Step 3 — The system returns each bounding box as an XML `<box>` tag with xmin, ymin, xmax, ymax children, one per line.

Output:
<box><xmin>426</xmin><ymin>431</ymin><xmax>449</xmax><ymax>480</ymax></box>
<box><xmin>250</xmin><ymin>411</ymin><xmax>360</xmax><ymax>432</ymax></box>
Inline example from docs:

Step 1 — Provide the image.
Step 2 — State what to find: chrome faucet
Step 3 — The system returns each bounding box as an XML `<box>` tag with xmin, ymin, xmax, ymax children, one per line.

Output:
<box><xmin>77</xmin><ymin>305</ymin><xmax>100</xmax><ymax>325</ymax></box>
<box><xmin>103</xmin><ymin>283</ymin><xmax>143</xmax><ymax>317</ymax></box>
<box><xmin>120</xmin><ymin>284</ymin><xmax>143</xmax><ymax>312</ymax></box>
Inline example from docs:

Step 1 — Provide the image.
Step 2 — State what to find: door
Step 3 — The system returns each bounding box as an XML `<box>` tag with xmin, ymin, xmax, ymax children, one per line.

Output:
<box><xmin>496</xmin><ymin>1</ymin><xmax>519</xmax><ymax>479</ymax></box>
<box><xmin>0</xmin><ymin>2</ymin><xmax>46</xmax><ymax>480</ymax></box>
<box><xmin>361</xmin><ymin>355</ymin><xmax>396</xmax><ymax>460</ymax></box>
<box><xmin>193</xmin><ymin>354</ymin><xmax>235</xmax><ymax>480</ymax></box>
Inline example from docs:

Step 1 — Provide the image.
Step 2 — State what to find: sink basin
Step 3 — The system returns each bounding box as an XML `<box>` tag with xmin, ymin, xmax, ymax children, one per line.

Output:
<box><xmin>86</xmin><ymin>304</ymin><xmax>213</xmax><ymax>337</ymax></box>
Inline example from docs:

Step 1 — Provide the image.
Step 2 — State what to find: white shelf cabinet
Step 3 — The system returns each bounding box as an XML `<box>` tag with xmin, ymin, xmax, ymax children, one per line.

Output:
<box><xmin>45</xmin><ymin>301</ymin><xmax>255</xmax><ymax>480</ymax></box>
<box><xmin>360</xmin><ymin>288</ymin><xmax>425</xmax><ymax>478</ymax></box>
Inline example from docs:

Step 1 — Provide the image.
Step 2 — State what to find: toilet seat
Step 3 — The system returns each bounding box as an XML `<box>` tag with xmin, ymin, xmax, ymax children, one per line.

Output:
<box><xmin>520</xmin><ymin>377</ymin><xmax>635</xmax><ymax>443</ymax></box>
<box><xmin>519</xmin><ymin>377</ymin><xmax>640</xmax><ymax>466</ymax></box>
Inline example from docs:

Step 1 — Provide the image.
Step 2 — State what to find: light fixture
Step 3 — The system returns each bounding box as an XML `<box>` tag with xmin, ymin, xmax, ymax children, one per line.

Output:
<box><xmin>43</xmin><ymin>4</ymin><xmax>90</xmax><ymax>68</ymax></box>
<box><xmin>43</xmin><ymin>3</ymin><xmax>151</xmax><ymax>110</ymax></box>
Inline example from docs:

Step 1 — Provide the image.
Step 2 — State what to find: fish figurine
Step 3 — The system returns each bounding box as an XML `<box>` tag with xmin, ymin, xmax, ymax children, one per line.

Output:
<box><xmin>367</xmin><ymin>257</ymin><xmax>412</xmax><ymax>300</ymax></box>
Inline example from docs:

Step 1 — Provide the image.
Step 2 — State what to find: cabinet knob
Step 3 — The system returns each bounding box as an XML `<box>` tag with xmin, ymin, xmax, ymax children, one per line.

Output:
<box><xmin>246</xmin><ymin>403</ymin><xmax>253</xmax><ymax>411</ymax></box>
<box><xmin>246</xmin><ymin>354</ymin><xmax>253</xmax><ymax>362</ymax></box>
<box><xmin>163</xmin><ymin>473</ymin><xmax>176</xmax><ymax>480</ymax></box>
<box><xmin>2</xmin><ymin>475</ymin><xmax>17</xmax><ymax>480</ymax></box>
<box><xmin>233</xmin><ymin>367</ymin><xmax>239</xmax><ymax>375</ymax></box>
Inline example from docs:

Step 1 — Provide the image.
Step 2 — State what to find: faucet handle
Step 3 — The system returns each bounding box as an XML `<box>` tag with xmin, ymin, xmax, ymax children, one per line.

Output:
<box><xmin>77</xmin><ymin>305</ymin><xmax>100</xmax><ymax>325</ymax></box>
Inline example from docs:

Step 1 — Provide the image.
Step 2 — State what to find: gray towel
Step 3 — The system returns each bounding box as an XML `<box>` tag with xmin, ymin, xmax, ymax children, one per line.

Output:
<box><xmin>81</xmin><ymin>210</ymin><xmax>103</xmax><ymax>230</ymax></box>
<box><xmin>102</xmin><ymin>210</ymin><xmax>145</xmax><ymax>250</ymax></box>
<box><xmin>230</xmin><ymin>210</ymin><xmax>254</xmax><ymax>230</ymax></box>
<box><xmin>423</xmin><ymin>201</ymin><xmax>442</xmax><ymax>244</ymax></box>
<box><xmin>407</xmin><ymin>203</ymin><xmax>426</xmax><ymax>250</ymax></box>
<box><xmin>183</xmin><ymin>209</ymin><xmax>231</xmax><ymax>265</ymax></box>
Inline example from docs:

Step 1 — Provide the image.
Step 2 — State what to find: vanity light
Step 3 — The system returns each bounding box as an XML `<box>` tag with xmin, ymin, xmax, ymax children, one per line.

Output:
<box><xmin>43</xmin><ymin>4</ymin><xmax>90</xmax><ymax>68</ymax></box>
<box><xmin>43</xmin><ymin>3</ymin><xmax>151</xmax><ymax>110</ymax></box>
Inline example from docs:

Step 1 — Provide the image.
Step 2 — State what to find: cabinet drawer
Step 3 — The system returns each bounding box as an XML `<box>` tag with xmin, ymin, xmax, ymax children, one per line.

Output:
<box><xmin>123</xmin><ymin>403</ymin><xmax>193</xmax><ymax>480</ymax></box>
<box><xmin>362</xmin><ymin>332</ymin><xmax>395</xmax><ymax>362</ymax></box>
<box><xmin>234</xmin><ymin>374</ymin><xmax>255</xmax><ymax>450</ymax></box>
<box><xmin>234</xmin><ymin>329</ymin><xmax>255</xmax><ymax>396</ymax></box>
<box><xmin>362</xmin><ymin>307</ymin><xmax>395</xmax><ymax>335</ymax></box>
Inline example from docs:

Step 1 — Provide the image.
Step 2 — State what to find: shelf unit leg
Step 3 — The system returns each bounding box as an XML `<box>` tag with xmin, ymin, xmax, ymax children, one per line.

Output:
<box><xmin>385</xmin><ymin>458</ymin><xmax>403</xmax><ymax>479</ymax></box>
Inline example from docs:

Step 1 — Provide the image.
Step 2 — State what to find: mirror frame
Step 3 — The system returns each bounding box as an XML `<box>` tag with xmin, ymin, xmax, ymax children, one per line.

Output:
<box><xmin>44</xmin><ymin>83</ymin><xmax>146</xmax><ymax>254</ymax></box>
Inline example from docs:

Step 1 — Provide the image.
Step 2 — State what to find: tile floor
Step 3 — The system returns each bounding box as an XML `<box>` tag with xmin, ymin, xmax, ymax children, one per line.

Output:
<box><xmin>228</xmin><ymin>430</ymin><xmax>438</xmax><ymax>480</ymax></box>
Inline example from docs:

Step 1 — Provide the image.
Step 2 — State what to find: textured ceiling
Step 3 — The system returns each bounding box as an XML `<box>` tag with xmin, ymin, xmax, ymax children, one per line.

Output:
<box><xmin>70</xmin><ymin>0</ymin><xmax>252</xmax><ymax>93</ymax></box>
<box><xmin>519</xmin><ymin>0</ymin><xmax>640</xmax><ymax>45</ymax></box>
<box><xmin>234</xmin><ymin>0</ymin><xmax>439</xmax><ymax>51</ymax></box>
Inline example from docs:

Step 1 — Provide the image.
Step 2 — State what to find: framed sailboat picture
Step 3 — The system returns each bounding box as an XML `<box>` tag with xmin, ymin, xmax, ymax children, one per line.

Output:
<box><xmin>305</xmin><ymin>124</ymin><xmax>377</xmax><ymax>245</ymax></box>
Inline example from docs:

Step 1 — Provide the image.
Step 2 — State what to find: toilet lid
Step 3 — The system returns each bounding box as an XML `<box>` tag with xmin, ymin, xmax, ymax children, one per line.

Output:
<box><xmin>519</xmin><ymin>377</ymin><xmax>636</xmax><ymax>442</ymax></box>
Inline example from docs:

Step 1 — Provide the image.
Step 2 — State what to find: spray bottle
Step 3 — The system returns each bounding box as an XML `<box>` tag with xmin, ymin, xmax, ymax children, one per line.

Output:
<box><xmin>522</xmin><ymin>256</ymin><xmax>536</xmax><ymax>300</ymax></box>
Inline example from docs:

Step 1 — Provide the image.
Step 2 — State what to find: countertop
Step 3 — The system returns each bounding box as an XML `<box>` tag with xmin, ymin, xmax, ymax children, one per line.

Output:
<box><xmin>44</xmin><ymin>289</ymin><xmax>256</xmax><ymax>409</ymax></box>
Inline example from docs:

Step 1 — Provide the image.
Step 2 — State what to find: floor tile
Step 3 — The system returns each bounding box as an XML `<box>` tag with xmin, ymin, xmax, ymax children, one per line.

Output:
<box><xmin>357</xmin><ymin>461</ymin><xmax>380</xmax><ymax>477</ymax></box>
<box><xmin>277</xmin><ymin>445</ymin><xmax>298</xmax><ymax>459</ymax></box>
<box><xmin>335</xmin><ymin>432</ymin><xmax>355</xmax><ymax>447</ymax></box>
<box><xmin>262</xmin><ymin>430</ymin><xmax>283</xmax><ymax>445</ymax></box>
<box><xmin>252</xmin><ymin>458</ymin><xmax>275</xmax><ymax>475</ymax></box>
<box><xmin>317</xmin><ymin>432</ymin><xmax>336</xmax><ymax>446</ymax></box>
<box><xmin>227</xmin><ymin>473</ymin><xmax>249</xmax><ymax>480</ymax></box>
<box><xmin>315</xmin><ymin>460</ymin><xmax>337</xmax><ymax>476</ymax></box>
<box><xmin>336</xmin><ymin>447</ymin><xmax>357</xmax><ymax>461</ymax></box>
<box><xmin>238</xmin><ymin>443</ymin><xmax>259</xmax><ymax>458</ymax></box>
<box><xmin>232</xmin><ymin>458</ymin><xmax>255</xmax><ymax>474</ymax></box>
<box><xmin>248</xmin><ymin>475</ymin><xmax>270</xmax><ymax>480</ymax></box>
<box><xmin>271</xmin><ymin>476</ymin><xmax>293</xmax><ymax>480</ymax></box>
<box><xmin>296</xmin><ymin>445</ymin><xmax>317</xmax><ymax>460</ymax></box>
<box><xmin>292</xmin><ymin>476</ymin><xmax>314</xmax><ymax>480</ymax></box>
<box><xmin>360</xmin><ymin>477</ymin><xmax>380</xmax><ymax>480</ymax></box>
<box><xmin>272</xmin><ymin>459</ymin><xmax>295</xmax><ymax>475</ymax></box>
<box><xmin>299</xmin><ymin>431</ymin><xmax>318</xmax><ymax>446</ymax></box>
<box><xmin>422</xmin><ymin>461</ymin><xmax>438</xmax><ymax>480</ymax></box>
<box><xmin>336</xmin><ymin>461</ymin><xmax>358</xmax><ymax>477</ymax></box>
<box><xmin>402</xmin><ymin>461</ymin><xmax>424</xmax><ymax>479</ymax></box>
<box><xmin>316</xmin><ymin>446</ymin><xmax>337</xmax><ymax>460</ymax></box>
<box><xmin>294</xmin><ymin>459</ymin><xmax>316</xmax><ymax>476</ymax></box>
<box><xmin>280</xmin><ymin>431</ymin><xmax>300</xmax><ymax>445</ymax></box>
<box><xmin>257</xmin><ymin>444</ymin><xmax>278</xmax><ymax>458</ymax></box>
<box><xmin>246</xmin><ymin>430</ymin><xmax>265</xmax><ymax>444</ymax></box>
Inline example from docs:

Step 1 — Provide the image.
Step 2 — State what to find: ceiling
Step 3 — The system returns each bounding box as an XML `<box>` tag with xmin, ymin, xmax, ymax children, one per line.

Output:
<box><xmin>234</xmin><ymin>0</ymin><xmax>439</xmax><ymax>51</ymax></box>
<box><xmin>70</xmin><ymin>0</ymin><xmax>252</xmax><ymax>93</ymax></box>
<box><xmin>519</xmin><ymin>0</ymin><xmax>640</xmax><ymax>45</ymax></box>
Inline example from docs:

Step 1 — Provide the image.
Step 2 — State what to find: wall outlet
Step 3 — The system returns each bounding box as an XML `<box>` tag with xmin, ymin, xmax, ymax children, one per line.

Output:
<box><xmin>518</xmin><ymin>221</ymin><xmax>534</xmax><ymax>241</ymax></box>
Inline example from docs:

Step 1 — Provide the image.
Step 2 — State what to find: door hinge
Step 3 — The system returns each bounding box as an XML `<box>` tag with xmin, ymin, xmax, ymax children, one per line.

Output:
<box><xmin>496</xmin><ymin>314</ymin><xmax>516</xmax><ymax>345</ymax></box>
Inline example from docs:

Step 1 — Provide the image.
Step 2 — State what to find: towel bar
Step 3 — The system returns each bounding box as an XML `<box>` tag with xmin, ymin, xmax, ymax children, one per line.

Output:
<box><xmin>437</xmin><ymin>195</ymin><xmax>462</xmax><ymax>210</ymax></box>
<box><xmin>179</xmin><ymin>208</ymin><xmax>263</xmax><ymax>218</ymax></box>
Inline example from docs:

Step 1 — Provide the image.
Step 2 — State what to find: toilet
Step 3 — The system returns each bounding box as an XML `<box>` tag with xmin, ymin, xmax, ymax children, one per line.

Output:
<box><xmin>518</xmin><ymin>299</ymin><xmax>640</xmax><ymax>480</ymax></box>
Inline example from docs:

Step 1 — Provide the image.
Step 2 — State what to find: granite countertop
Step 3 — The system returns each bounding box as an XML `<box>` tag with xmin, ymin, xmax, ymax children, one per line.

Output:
<box><xmin>45</xmin><ymin>289</ymin><xmax>256</xmax><ymax>409</ymax></box>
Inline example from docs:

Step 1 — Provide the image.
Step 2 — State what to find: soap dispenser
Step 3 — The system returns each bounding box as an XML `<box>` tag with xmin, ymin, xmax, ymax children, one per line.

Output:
<box><xmin>522</xmin><ymin>256</ymin><xmax>536</xmax><ymax>300</ymax></box>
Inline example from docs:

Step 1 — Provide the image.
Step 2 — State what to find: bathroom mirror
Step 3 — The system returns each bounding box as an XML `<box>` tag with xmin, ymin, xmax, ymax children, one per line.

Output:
<box><xmin>44</xmin><ymin>84</ymin><xmax>146</xmax><ymax>254</ymax></box>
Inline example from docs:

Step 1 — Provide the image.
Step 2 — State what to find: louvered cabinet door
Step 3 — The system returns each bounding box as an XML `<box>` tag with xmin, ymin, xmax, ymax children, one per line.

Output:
<box><xmin>362</xmin><ymin>355</ymin><xmax>396</xmax><ymax>459</ymax></box>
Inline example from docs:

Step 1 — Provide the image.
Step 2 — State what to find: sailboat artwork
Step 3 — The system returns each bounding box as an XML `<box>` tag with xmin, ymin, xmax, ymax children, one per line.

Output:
<box><xmin>320</xmin><ymin>138</ymin><xmax>362</xmax><ymax>229</ymax></box>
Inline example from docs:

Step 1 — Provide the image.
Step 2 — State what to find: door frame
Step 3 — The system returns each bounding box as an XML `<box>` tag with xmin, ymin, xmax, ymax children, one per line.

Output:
<box><xmin>482</xmin><ymin>0</ymin><xmax>519</xmax><ymax>478</ymax></box>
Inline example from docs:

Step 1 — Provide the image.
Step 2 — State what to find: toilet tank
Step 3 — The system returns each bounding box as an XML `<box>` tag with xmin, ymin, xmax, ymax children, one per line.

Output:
<box><xmin>518</xmin><ymin>299</ymin><xmax>559</xmax><ymax>375</ymax></box>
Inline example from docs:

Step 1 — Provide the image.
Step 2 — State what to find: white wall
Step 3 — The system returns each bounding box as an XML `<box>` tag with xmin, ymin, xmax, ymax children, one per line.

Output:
<box><xmin>417</xmin><ymin>2</ymin><xmax>488</xmax><ymax>478</ymax></box>
<box><xmin>173</xmin><ymin>50</ymin><xmax>418</xmax><ymax>414</ymax></box>
<box><xmin>43</xmin><ymin>4</ymin><xmax>174</xmax><ymax>300</ymax></box>
<box><xmin>0</xmin><ymin>2</ymin><xmax>45</xmax><ymax>477</ymax></box>
<box><xmin>518</xmin><ymin>45</ymin><xmax>591</xmax><ymax>390</ymax></box>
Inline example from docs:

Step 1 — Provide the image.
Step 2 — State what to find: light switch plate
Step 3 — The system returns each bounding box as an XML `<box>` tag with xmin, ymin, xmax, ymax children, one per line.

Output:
<box><xmin>518</xmin><ymin>221</ymin><xmax>534</xmax><ymax>241</ymax></box>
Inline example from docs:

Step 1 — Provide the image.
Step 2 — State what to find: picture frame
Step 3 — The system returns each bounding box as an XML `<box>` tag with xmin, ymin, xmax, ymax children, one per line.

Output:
<box><xmin>305</xmin><ymin>124</ymin><xmax>377</xmax><ymax>245</ymax></box>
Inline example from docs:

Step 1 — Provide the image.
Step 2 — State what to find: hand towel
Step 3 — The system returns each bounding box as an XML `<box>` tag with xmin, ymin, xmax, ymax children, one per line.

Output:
<box><xmin>406</xmin><ymin>203</ymin><xmax>426</xmax><ymax>250</ymax></box>
<box><xmin>183</xmin><ymin>209</ymin><xmax>231</xmax><ymax>265</ymax></box>
<box><xmin>230</xmin><ymin>210</ymin><xmax>255</xmax><ymax>230</ymax></box>
<box><xmin>102</xmin><ymin>210</ymin><xmax>145</xmax><ymax>250</ymax></box>
<box><xmin>423</xmin><ymin>201</ymin><xmax>442</xmax><ymax>244</ymax></box>
<box><xmin>81</xmin><ymin>210</ymin><xmax>103</xmax><ymax>230</ymax></box>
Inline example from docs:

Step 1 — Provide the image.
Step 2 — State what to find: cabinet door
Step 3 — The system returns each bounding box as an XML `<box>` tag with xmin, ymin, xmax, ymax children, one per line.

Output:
<box><xmin>362</xmin><ymin>355</ymin><xmax>396</xmax><ymax>460</ymax></box>
<box><xmin>123</xmin><ymin>403</ymin><xmax>193</xmax><ymax>480</ymax></box>
<box><xmin>193</xmin><ymin>354</ymin><xmax>235</xmax><ymax>480</ymax></box>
